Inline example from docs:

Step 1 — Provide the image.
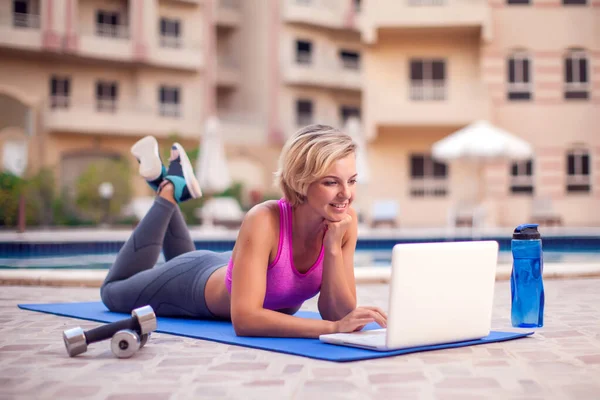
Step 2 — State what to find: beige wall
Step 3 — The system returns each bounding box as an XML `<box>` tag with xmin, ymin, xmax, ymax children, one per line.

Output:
<box><xmin>361</xmin><ymin>1</ymin><xmax>600</xmax><ymax>227</ymax></box>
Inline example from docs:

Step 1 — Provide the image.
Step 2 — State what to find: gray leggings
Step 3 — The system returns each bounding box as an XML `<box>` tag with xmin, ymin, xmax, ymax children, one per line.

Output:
<box><xmin>100</xmin><ymin>196</ymin><xmax>231</xmax><ymax>318</ymax></box>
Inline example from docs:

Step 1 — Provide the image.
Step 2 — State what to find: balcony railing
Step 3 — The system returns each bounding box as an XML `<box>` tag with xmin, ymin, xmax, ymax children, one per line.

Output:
<box><xmin>408</xmin><ymin>0</ymin><xmax>445</xmax><ymax>5</ymax></box>
<box><xmin>12</xmin><ymin>13</ymin><xmax>40</xmax><ymax>29</ymax></box>
<box><xmin>410</xmin><ymin>81</ymin><xmax>446</xmax><ymax>101</ymax></box>
<box><xmin>50</xmin><ymin>95</ymin><xmax>70</xmax><ymax>109</ymax></box>
<box><xmin>160</xmin><ymin>35</ymin><xmax>182</xmax><ymax>48</ymax></box>
<box><xmin>159</xmin><ymin>103</ymin><xmax>181</xmax><ymax>118</ymax></box>
<box><xmin>95</xmin><ymin>23</ymin><xmax>129</xmax><ymax>39</ymax></box>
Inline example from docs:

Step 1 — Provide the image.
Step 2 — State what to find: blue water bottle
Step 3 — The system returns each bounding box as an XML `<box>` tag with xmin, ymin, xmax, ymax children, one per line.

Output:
<box><xmin>510</xmin><ymin>224</ymin><xmax>545</xmax><ymax>328</ymax></box>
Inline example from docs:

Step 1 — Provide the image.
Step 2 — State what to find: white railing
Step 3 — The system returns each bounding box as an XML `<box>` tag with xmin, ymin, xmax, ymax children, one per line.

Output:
<box><xmin>12</xmin><ymin>13</ymin><xmax>40</xmax><ymax>29</ymax></box>
<box><xmin>564</xmin><ymin>82</ymin><xmax>589</xmax><ymax>93</ymax></box>
<box><xmin>566</xmin><ymin>174</ymin><xmax>591</xmax><ymax>186</ymax></box>
<box><xmin>410</xmin><ymin>177</ymin><xmax>448</xmax><ymax>196</ymax></box>
<box><xmin>507</xmin><ymin>82</ymin><xmax>532</xmax><ymax>94</ymax></box>
<box><xmin>95</xmin><ymin>23</ymin><xmax>129</xmax><ymax>39</ymax></box>
<box><xmin>408</xmin><ymin>0</ymin><xmax>446</xmax><ymax>5</ymax></box>
<box><xmin>159</xmin><ymin>35</ymin><xmax>181</xmax><ymax>48</ymax></box>
<box><xmin>50</xmin><ymin>95</ymin><xmax>70</xmax><ymax>109</ymax></box>
<box><xmin>96</xmin><ymin>99</ymin><xmax>118</xmax><ymax>113</ymax></box>
<box><xmin>296</xmin><ymin>52</ymin><xmax>312</xmax><ymax>65</ymax></box>
<box><xmin>510</xmin><ymin>175</ymin><xmax>534</xmax><ymax>187</ymax></box>
<box><xmin>410</xmin><ymin>81</ymin><xmax>446</xmax><ymax>100</ymax></box>
<box><xmin>159</xmin><ymin>103</ymin><xmax>181</xmax><ymax>118</ymax></box>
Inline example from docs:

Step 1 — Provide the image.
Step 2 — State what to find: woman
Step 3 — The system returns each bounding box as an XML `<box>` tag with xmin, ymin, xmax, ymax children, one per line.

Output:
<box><xmin>101</xmin><ymin>124</ymin><xmax>387</xmax><ymax>338</ymax></box>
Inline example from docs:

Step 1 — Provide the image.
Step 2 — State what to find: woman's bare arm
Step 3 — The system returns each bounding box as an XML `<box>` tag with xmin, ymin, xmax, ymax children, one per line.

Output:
<box><xmin>230</xmin><ymin>204</ymin><xmax>337</xmax><ymax>338</ymax></box>
<box><xmin>318</xmin><ymin>207</ymin><xmax>358</xmax><ymax>320</ymax></box>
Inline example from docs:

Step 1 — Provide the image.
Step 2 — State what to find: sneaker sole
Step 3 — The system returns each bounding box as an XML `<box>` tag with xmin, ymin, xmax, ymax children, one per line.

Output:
<box><xmin>172</xmin><ymin>142</ymin><xmax>203</xmax><ymax>199</ymax></box>
<box><xmin>131</xmin><ymin>136</ymin><xmax>163</xmax><ymax>181</ymax></box>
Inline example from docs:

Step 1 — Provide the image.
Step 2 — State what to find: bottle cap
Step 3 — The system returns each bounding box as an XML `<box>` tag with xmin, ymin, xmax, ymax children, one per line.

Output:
<box><xmin>513</xmin><ymin>224</ymin><xmax>541</xmax><ymax>240</ymax></box>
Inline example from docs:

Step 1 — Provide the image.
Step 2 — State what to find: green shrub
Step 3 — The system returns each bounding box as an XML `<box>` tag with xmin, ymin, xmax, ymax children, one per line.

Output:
<box><xmin>75</xmin><ymin>159</ymin><xmax>132</xmax><ymax>224</ymax></box>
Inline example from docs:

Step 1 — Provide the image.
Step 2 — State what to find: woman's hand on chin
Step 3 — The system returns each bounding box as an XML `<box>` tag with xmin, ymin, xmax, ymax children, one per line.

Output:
<box><xmin>321</xmin><ymin>213</ymin><xmax>353</xmax><ymax>250</ymax></box>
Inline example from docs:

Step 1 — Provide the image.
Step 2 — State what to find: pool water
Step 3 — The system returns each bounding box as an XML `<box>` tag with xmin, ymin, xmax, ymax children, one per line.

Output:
<box><xmin>2</xmin><ymin>249</ymin><xmax>599</xmax><ymax>270</ymax></box>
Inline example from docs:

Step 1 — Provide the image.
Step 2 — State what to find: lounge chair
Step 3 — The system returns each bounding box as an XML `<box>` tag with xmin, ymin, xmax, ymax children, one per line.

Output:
<box><xmin>195</xmin><ymin>197</ymin><xmax>245</xmax><ymax>229</ymax></box>
<box><xmin>370</xmin><ymin>199</ymin><xmax>399</xmax><ymax>228</ymax></box>
<box><xmin>530</xmin><ymin>197</ymin><xmax>562</xmax><ymax>226</ymax></box>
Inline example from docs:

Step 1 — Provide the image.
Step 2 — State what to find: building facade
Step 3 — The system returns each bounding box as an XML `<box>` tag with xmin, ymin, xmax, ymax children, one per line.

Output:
<box><xmin>0</xmin><ymin>0</ymin><xmax>598</xmax><ymax>227</ymax></box>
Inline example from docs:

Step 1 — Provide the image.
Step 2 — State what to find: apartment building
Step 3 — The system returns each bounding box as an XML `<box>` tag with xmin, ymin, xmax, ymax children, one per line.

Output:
<box><xmin>1</xmin><ymin>0</ymin><xmax>597</xmax><ymax>227</ymax></box>
<box><xmin>0</xmin><ymin>0</ymin><xmax>210</xmax><ymax>198</ymax></box>
<box><xmin>359</xmin><ymin>0</ymin><xmax>600</xmax><ymax>227</ymax></box>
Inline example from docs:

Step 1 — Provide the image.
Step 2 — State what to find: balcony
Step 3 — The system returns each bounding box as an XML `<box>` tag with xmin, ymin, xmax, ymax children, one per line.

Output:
<box><xmin>0</xmin><ymin>13</ymin><xmax>42</xmax><ymax>51</ymax></box>
<box><xmin>151</xmin><ymin>36</ymin><xmax>204</xmax><ymax>70</ymax></box>
<box><xmin>216</xmin><ymin>57</ymin><xmax>241</xmax><ymax>87</ymax></box>
<box><xmin>216</xmin><ymin>0</ymin><xmax>241</xmax><ymax>28</ymax></box>
<box><xmin>78</xmin><ymin>23</ymin><xmax>133</xmax><ymax>63</ymax></box>
<box><xmin>282</xmin><ymin>0</ymin><xmax>356</xmax><ymax>31</ymax></box>
<box><xmin>361</xmin><ymin>0</ymin><xmax>492</xmax><ymax>44</ymax></box>
<box><xmin>367</xmin><ymin>84</ymin><xmax>491</xmax><ymax>136</ymax></box>
<box><xmin>283</xmin><ymin>56</ymin><xmax>362</xmax><ymax>91</ymax></box>
<box><xmin>44</xmin><ymin>99</ymin><xmax>200</xmax><ymax>138</ymax></box>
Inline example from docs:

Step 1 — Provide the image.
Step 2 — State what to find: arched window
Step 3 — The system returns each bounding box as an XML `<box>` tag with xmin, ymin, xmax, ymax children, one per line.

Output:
<box><xmin>564</xmin><ymin>49</ymin><xmax>589</xmax><ymax>100</ymax></box>
<box><xmin>507</xmin><ymin>51</ymin><xmax>532</xmax><ymax>101</ymax></box>
<box><xmin>566</xmin><ymin>146</ymin><xmax>591</xmax><ymax>193</ymax></box>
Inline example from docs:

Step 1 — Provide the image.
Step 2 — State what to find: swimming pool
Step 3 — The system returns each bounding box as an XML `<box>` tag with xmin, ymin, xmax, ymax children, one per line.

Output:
<box><xmin>1</xmin><ymin>234</ymin><xmax>598</xmax><ymax>269</ymax></box>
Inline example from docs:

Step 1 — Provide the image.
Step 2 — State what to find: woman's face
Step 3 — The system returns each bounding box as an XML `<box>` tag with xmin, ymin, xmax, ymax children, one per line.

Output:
<box><xmin>305</xmin><ymin>154</ymin><xmax>357</xmax><ymax>222</ymax></box>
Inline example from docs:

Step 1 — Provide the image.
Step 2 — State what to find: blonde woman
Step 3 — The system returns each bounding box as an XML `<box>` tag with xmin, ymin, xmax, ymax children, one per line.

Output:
<box><xmin>101</xmin><ymin>124</ymin><xmax>387</xmax><ymax>338</ymax></box>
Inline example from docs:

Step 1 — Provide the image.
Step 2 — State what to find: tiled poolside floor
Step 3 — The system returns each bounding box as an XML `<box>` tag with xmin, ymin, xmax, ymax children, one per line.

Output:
<box><xmin>1</xmin><ymin>278</ymin><xmax>600</xmax><ymax>400</ymax></box>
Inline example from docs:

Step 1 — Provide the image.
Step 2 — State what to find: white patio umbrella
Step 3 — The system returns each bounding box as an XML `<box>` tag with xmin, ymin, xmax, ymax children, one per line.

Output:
<box><xmin>344</xmin><ymin>116</ymin><xmax>370</xmax><ymax>185</ymax></box>
<box><xmin>432</xmin><ymin>120</ymin><xmax>534</xmax><ymax>229</ymax></box>
<box><xmin>432</xmin><ymin>120</ymin><xmax>533</xmax><ymax>162</ymax></box>
<box><xmin>196</xmin><ymin>116</ymin><xmax>232</xmax><ymax>194</ymax></box>
<box><xmin>195</xmin><ymin>116</ymin><xmax>233</xmax><ymax>228</ymax></box>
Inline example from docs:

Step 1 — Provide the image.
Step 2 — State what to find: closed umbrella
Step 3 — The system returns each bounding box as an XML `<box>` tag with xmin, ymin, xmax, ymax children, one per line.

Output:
<box><xmin>344</xmin><ymin>116</ymin><xmax>370</xmax><ymax>185</ymax></box>
<box><xmin>195</xmin><ymin>117</ymin><xmax>232</xmax><ymax>228</ymax></box>
<box><xmin>196</xmin><ymin>116</ymin><xmax>232</xmax><ymax>194</ymax></box>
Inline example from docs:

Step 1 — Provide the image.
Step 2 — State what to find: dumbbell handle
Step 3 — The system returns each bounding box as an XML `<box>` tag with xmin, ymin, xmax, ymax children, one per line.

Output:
<box><xmin>84</xmin><ymin>317</ymin><xmax>140</xmax><ymax>344</ymax></box>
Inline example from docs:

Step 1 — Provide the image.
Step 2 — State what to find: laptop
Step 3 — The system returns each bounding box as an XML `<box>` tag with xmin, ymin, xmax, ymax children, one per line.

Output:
<box><xmin>319</xmin><ymin>240</ymin><xmax>499</xmax><ymax>351</ymax></box>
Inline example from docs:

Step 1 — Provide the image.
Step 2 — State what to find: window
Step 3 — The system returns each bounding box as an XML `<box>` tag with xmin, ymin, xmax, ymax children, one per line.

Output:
<box><xmin>339</xmin><ymin>50</ymin><xmax>360</xmax><ymax>70</ymax></box>
<box><xmin>340</xmin><ymin>106</ymin><xmax>361</xmax><ymax>126</ymax></box>
<box><xmin>95</xmin><ymin>80</ymin><xmax>118</xmax><ymax>113</ymax></box>
<box><xmin>353</xmin><ymin>0</ymin><xmax>362</xmax><ymax>12</ymax></box>
<box><xmin>564</xmin><ymin>50</ymin><xmax>589</xmax><ymax>100</ymax></box>
<box><xmin>96</xmin><ymin>10</ymin><xmax>126</xmax><ymax>38</ymax></box>
<box><xmin>296</xmin><ymin>40</ymin><xmax>312</xmax><ymax>65</ymax></box>
<box><xmin>160</xmin><ymin>17</ymin><xmax>181</xmax><ymax>48</ymax></box>
<box><xmin>507</xmin><ymin>0</ymin><xmax>530</xmax><ymax>4</ymax></box>
<box><xmin>296</xmin><ymin>99</ymin><xmax>313</xmax><ymax>126</ymax></box>
<box><xmin>49</xmin><ymin>76</ymin><xmax>70</xmax><ymax>109</ymax></box>
<box><xmin>12</xmin><ymin>0</ymin><xmax>39</xmax><ymax>28</ymax></box>
<box><xmin>563</xmin><ymin>0</ymin><xmax>587</xmax><ymax>4</ymax></box>
<box><xmin>510</xmin><ymin>160</ymin><xmax>534</xmax><ymax>194</ymax></box>
<box><xmin>410</xmin><ymin>59</ymin><xmax>446</xmax><ymax>101</ymax></box>
<box><xmin>409</xmin><ymin>154</ymin><xmax>448</xmax><ymax>197</ymax></box>
<box><xmin>566</xmin><ymin>148</ymin><xmax>591</xmax><ymax>193</ymax></box>
<box><xmin>159</xmin><ymin>86</ymin><xmax>181</xmax><ymax>118</ymax></box>
<box><xmin>507</xmin><ymin>52</ymin><xmax>532</xmax><ymax>100</ymax></box>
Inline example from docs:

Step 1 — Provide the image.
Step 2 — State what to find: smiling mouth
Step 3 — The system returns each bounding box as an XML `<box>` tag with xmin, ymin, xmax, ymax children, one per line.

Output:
<box><xmin>329</xmin><ymin>203</ymin><xmax>348</xmax><ymax>210</ymax></box>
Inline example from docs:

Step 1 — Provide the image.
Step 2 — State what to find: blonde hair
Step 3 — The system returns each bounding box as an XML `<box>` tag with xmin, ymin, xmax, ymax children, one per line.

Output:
<box><xmin>274</xmin><ymin>124</ymin><xmax>356</xmax><ymax>206</ymax></box>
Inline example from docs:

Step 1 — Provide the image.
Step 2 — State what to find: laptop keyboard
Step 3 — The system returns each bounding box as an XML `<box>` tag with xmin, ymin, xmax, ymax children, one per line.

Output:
<box><xmin>343</xmin><ymin>330</ymin><xmax>387</xmax><ymax>348</ymax></box>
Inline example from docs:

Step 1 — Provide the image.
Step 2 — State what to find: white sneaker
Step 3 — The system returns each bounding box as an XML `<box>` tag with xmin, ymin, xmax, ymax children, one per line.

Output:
<box><xmin>130</xmin><ymin>136</ymin><xmax>166</xmax><ymax>191</ymax></box>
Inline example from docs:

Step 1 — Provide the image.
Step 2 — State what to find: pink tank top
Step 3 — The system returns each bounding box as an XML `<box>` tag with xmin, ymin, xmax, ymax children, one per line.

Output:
<box><xmin>225</xmin><ymin>199</ymin><xmax>324</xmax><ymax>310</ymax></box>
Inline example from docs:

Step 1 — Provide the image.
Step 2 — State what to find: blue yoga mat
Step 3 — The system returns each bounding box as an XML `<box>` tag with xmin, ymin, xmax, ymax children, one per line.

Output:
<box><xmin>19</xmin><ymin>302</ymin><xmax>533</xmax><ymax>362</ymax></box>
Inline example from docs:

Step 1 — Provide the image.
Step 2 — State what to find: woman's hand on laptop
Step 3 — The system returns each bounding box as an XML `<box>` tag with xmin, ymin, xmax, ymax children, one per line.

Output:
<box><xmin>334</xmin><ymin>306</ymin><xmax>387</xmax><ymax>333</ymax></box>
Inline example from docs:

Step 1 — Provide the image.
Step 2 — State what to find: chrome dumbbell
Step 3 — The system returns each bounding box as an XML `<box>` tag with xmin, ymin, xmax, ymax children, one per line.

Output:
<box><xmin>63</xmin><ymin>305</ymin><xmax>156</xmax><ymax>357</ymax></box>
